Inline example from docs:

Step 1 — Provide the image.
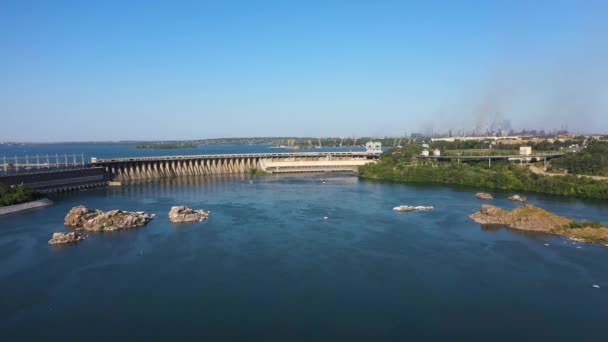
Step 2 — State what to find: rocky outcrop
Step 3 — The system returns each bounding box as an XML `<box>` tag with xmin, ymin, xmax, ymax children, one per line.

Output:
<box><xmin>508</xmin><ymin>194</ymin><xmax>527</xmax><ymax>202</ymax></box>
<box><xmin>475</xmin><ymin>192</ymin><xmax>493</xmax><ymax>200</ymax></box>
<box><xmin>64</xmin><ymin>206</ymin><xmax>154</xmax><ymax>231</ymax></box>
<box><xmin>48</xmin><ymin>232</ymin><xmax>86</xmax><ymax>245</ymax></box>
<box><xmin>393</xmin><ymin>205</ymin><xmax>434</xmax><ymax>212</ymax></box>
<box><xmin>469</xmin><ymin>204</ymin><xmax>572</xmax><ymax>232</ymax></box>
<box><xmin>169</xmin><ymin>206</ymin><xmax>209</xmax><ymax>223</ymax></box>
<box><xmin>469</xmin><ymin>204</ymin><xmax>608</xmax><ymax>245</ymax></box>
<box><xmin>64</xmin><ymin>206</ymin><xmax>100</xmax><ymax>227</ymax></box>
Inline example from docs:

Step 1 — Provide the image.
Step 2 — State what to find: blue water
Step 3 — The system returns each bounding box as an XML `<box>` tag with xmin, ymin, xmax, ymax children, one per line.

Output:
<box><xmin>1</xmin><ymin>146</ymin><xmax>608</xmax><ymax>340</ymax></box>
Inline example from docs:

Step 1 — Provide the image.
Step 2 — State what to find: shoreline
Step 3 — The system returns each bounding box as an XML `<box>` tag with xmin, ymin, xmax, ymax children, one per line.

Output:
<box><xmin>0</xmin><ymin>198</ymin><xmax>54</xmax><ymax>216</ymax></box>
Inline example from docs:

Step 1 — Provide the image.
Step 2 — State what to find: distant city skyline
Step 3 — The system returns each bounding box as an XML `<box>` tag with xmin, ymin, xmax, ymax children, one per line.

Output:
<box><xmin>1</xmin><ymin>1</ymin><xmax>607</xmax><ymax>142</ymax></box>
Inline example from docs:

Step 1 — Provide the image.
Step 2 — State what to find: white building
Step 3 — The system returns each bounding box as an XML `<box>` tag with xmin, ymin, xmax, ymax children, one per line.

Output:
<box><xmin>365</xmin><ymin>141</ymin><xmax>382</xmax><ymax>154</ymax></box>
<box><xmin>519</xmin><ymin>146</ymin><xmax>532</xmax><ymax>156</ymax></box>
<box><xmin>421</xmin><ymin>150</ymin><xmax>429</xmax><ymax>157</ymax></box>
<box><xmin>433</xmin><ymin>149</ymin><xmax>441</xmax><ymax>156</ymax></box>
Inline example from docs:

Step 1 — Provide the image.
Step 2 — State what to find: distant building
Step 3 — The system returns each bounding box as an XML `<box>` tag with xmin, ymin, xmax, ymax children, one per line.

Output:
<box><xmin>519</xmin><ymin>146</ymin><xmax>532</xmax><ymax>156</ymax></box>
<box><xmin>365</xmin><ymin>141</ymin><xmax>382</xmax><ymax>154</ymax></box>
<box><xmin>433</xmin><ymin>149</ymin><xmax>441</xmax><ymax>156</ymax></box>
<box><xmin>421</xmin><ymin>150</ymin><xmax>429</xmax><ymax>157</ymax></box>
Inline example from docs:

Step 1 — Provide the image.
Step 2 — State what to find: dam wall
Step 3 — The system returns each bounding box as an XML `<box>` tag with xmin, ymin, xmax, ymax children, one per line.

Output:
<box><xmin>92</xmin><ymin>152</ymin><xmax>378</xmax><ymax>181</ymax></box>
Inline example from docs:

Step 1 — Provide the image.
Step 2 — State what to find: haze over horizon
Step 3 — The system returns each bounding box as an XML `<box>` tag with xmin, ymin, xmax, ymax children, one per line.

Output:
<box><xmin>1</xmin><ymin>1</ymin><xmax>607</xmax><ymax>142</ymax></box>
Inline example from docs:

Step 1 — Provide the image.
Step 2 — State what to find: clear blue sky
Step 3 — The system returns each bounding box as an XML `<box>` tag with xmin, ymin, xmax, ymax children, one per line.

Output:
<box><xmin>1</xmin><ymin>0</ymin><xmax>606</xmax><ymax>141</ymax></box>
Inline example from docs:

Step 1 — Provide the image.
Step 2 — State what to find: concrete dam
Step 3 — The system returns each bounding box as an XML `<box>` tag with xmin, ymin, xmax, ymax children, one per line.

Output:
<box><xmin>91</xmin><ymin>152</ymin><xmax>379</xmax><ymax>182</ymax></box>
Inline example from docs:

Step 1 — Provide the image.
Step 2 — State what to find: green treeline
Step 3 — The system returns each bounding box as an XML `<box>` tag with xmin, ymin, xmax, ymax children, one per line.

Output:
<box><xmin>359</xmin><ymin>147</ymin><xmax>608</xmax><ymax>200</ymax></box>
<box><xmin>549</xmin><ymin>140</ymin><xmax>608</xmax><ymax>176</ymax></box>
<box><xmin>0</xmin><ymin>185</ymin><xmax>43</xmax><ymax>207</ymax></box>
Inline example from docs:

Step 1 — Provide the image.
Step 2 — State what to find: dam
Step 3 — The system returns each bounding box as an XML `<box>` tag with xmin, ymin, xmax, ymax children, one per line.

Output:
<box><xmin>90</xmin><ymin>152</ymin><xmax>379</xmax><ymax>182</ymax></box>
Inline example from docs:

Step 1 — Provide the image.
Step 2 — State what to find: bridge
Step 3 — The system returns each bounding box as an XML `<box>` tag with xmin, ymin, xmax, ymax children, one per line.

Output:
<box><xmin>417</xmin><ymin>152</ymin><xmax>564</xmax><ymax>167</ymax></box>
<box><xmin>91</xmin><ymin>152</ymin><xmax>380</xmax><ymax>181</ymax></box>
<box><xmin>0</xmin><ymin>167</ymin><xmax>108</xmax><ymax>193</ymax></box>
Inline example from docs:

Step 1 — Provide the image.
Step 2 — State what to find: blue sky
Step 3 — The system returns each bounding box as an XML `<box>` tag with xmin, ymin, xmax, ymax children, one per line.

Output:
<box><xmin>1</xmin><ymin>0</ymin><xmax>606</xmax><ymax>141</ymax></box>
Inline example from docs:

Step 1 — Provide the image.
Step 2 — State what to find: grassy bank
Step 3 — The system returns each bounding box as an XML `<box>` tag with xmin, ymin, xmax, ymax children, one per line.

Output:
<box><xmin>359</xmin><ymin>149</ymin><xmax>608</xmax><ymax>200</ymax></box>
<box><xmin>0</xmin><ymin>185</ymin><xmax>43</xmax><ymax>207</ymax></box>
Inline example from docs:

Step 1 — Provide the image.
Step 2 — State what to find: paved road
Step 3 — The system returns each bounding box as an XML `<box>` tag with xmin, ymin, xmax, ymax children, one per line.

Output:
<box><xmin>528</xmin><ymin>165</ymin><xmax>608</xmax><ymax>181</ymax></box>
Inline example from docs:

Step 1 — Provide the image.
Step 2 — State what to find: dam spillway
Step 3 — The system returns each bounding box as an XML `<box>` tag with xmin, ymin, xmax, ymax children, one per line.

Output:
<box><xmin>90</xmin><ymin>152</ymin><xmax>379</xmax><ymax>182</ymax></box>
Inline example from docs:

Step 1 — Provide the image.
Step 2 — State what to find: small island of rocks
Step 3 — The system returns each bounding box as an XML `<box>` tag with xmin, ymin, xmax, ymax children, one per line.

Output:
<box><xmin>64</xmin><ymin>205</ymin><xmax>155</xmax><ymax>231</ymax></box>
<box><xmin>469</xmin><ymin>204</ymin><xmax>608</xmax><ymax>245</ymax></box>
<box><xmin>393</xmin><ymin>205</ymin><xmax>434</xmax><ymax>212</ymax></box>
<box><xmin>508</xmin><ymin>194</ymin><xmax>527</xmax><ymax>202</ymax></box>
<box><xmin>475</xmin><ymin>192</ymin><xmax>493</xmax><ymax>200</ymax></box>
<box><xmin>48</xmin><ymin>232</ymin><xmax>86</xmax><ymax>245</ymax></box>
<box><xmin>169</xmin><ymin>206</ymin><xmax>209</xmax><ymax>223</ymax></box>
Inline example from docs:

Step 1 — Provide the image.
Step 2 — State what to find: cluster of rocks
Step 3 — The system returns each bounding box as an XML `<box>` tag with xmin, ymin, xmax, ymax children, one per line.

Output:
<box><xmin>393</xmin><ymin>205</ymin><xmax>434</xmax><ymax>212</ymax></box>
<box><xmin>64</xmin><ymin>205</ymin><xmax>155</xmax><ymax>231</ymax></box>
<box><xmin>469</xmin><ymin>204</ymin><xmax>572</xmax><ymax>232</ymax></box>
<box><xmin>51</xmin><ymin>205</ymin><xmax>209</xmax><ymax>247</ymax></box>
<box><xmin>468</xmin><ymin>204</ymin><xmax>608</xmax><ymax>245</ymax></box>
<box><xmin>169</xmin><ymin>206</ymin><xmax>209</xmax><ymax>223</ymax></box>
<box><xmin>475</xmin><ymin>192</ymin><xmax>494</xmax><ymax>200</ymax></box>
<box><xmin>48</xmin><ymin>232</ymin><xmax>86</xmax><ymax>245</ymax></box>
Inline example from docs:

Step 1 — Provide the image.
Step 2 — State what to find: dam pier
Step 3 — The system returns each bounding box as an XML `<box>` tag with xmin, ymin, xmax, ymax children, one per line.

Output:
<box><xmin>91</xmin><ymin>152</ymin><xmax>379</xmax><ymax>182</ymax></box>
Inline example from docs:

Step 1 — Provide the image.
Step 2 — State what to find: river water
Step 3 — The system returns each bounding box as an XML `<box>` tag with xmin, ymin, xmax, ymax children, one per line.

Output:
<box><xmin>1</xmin><ymin>145</ymin><xmax>607</xmax><ymax>340</ymax></box>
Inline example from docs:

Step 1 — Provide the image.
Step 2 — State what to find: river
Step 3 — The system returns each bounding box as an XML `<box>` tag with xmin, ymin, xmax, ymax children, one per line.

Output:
<box><xmin>1</xmin><ymin>144</ymin><xmax>607</xmax><ymax>340</ymax></box>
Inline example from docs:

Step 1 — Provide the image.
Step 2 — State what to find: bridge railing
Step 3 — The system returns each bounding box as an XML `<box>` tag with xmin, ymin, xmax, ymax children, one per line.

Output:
<box><xmin>1</xmin><ymin>153</ymin><xmax>86</xmax><ymax>176</ymax></box>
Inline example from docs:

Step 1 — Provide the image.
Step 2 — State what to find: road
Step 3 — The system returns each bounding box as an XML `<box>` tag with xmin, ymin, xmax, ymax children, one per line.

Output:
<box><xmin>528</xmin><ymin>165</ymin><xmax>608</xmax><ymax>181</ymax></box>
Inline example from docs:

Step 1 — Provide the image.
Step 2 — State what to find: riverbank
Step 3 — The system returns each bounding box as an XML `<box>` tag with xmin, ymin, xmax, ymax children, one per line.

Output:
<box><xmin>0</xmin><ymin>185</ymin><xmax>43</xmax><ymax>207</ymax></box>
<box><xmin>359</xmin><ymin>159</ymin><xmax>608</xmax><ymax>200</ymax></box>
<box><xmin>0</xmin><ymin>198</ymin><xmax>53</xmax><ymax>216</ymax></box>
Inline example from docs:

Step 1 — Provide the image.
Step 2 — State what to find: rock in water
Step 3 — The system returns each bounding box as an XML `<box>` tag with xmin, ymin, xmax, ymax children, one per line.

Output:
<box><xmin>48</xmin><ymin>232</ymin><xmax>86</xmax><ymax>245</ymax></box>
<box><xmin>64</xmin><ymin>205</ymin><xmax>101</xmax><ymax>227</ymax></box>
<box><xmin>469</xmin><ymin>204</ymin><xmax>572</xmax><ymax>232</ymax></box>
<box><xmin>475</xmin><ymin>192</ymin><xmax>494</xmax><ymax>200</ymax></box>
<box><xmin>508</xmin><ymin>194</ymin><xmax>528</xmax><ymax>202</ymax></box>
<box><xmin>64</xmin><ymin>206</ymin><xmax>154</xmax><ymax>231</ymax></box>
<box><xmin>168</xmin><ymin>206</ymin><xmax>209</xmax><ymax>223</ymax></box>
<box><xmin>393</xmin><ymin>205</ymin><xmax>434</xmax><ymax>212</ymax></box>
